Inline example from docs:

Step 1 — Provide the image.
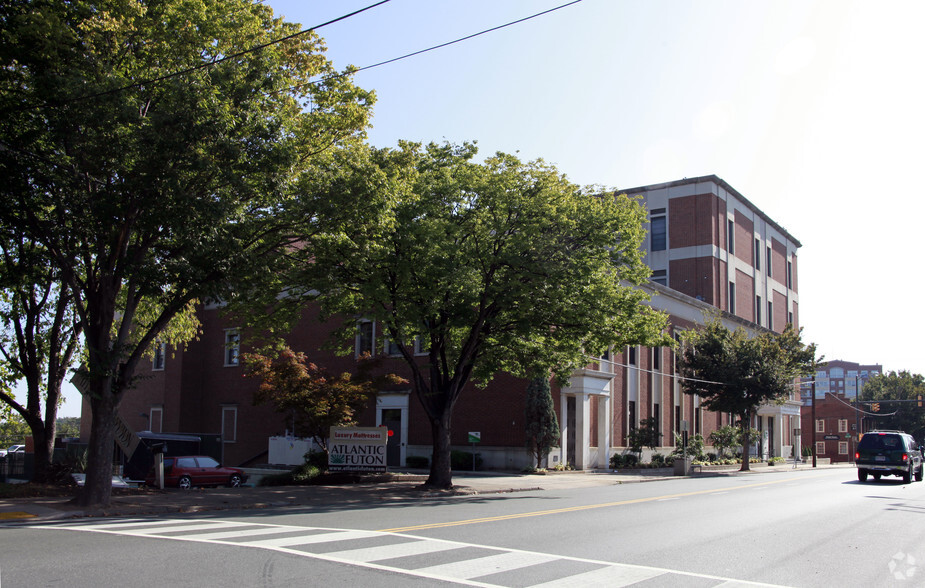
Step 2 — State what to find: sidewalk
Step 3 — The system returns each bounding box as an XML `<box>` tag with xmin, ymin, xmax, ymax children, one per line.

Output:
<box><xmin>0</xmin><ymin>463</ymin><xmax>851</xmax><ymax>522</ymax></box>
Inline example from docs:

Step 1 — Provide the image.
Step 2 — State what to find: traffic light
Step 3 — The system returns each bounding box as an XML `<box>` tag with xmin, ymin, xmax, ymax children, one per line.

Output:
<box><xmin>918</xmin><ymin>395</ymin><xmax>923</xmax><ymax>408</ymax></box>
<box><xmin>872</xmin><ymin>403</ymin><xmax>880</xmax><ymax>412</ymax></box>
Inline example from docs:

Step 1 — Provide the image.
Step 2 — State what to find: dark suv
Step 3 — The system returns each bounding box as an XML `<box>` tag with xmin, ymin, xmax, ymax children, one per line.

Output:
<box><xmin>855</xmin><ymin>430</ymin><xmax>924</xmax><ymax>483</ymax></box>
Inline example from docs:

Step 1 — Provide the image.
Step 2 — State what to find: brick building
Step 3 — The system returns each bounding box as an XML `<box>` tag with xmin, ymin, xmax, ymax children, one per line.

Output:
<box><xmin>80</xmin><ymin>175</ymin><xmax>805</xmax><ymax>471</ymax></box>
<box><xmin>801</xmin><ymin>360</ymin><xmax>882</xmax><ymax>463</ymax></box>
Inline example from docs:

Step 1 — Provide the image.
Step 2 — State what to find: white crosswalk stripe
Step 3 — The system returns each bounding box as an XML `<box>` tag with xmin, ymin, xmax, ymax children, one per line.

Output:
<box><xmin>34</xmin><ymin>518</ymin><xmax>790</xmax><ymax>587</ymax></box>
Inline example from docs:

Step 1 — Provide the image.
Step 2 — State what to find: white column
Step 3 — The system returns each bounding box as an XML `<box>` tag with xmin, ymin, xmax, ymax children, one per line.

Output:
<box><xmin>575</xmin><ymin>393</ymin><xmax>591</xmax><ymax>469</ymax></box>
<box><xmin>559</xmin><ymin>391</ymin><xmax>569</xmax><ymax>465</ymax></box>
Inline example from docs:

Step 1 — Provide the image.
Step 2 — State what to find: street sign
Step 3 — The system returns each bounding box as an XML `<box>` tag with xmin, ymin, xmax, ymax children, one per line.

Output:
<box><xmin>823</xmin><ymin>434</ymin><xmax>839</xmax><ymax>440</ymax></box>
<box><xmin>468</xmin><ymin>432</ymin><xmax>481</xmax><ymax>443</ymax></box>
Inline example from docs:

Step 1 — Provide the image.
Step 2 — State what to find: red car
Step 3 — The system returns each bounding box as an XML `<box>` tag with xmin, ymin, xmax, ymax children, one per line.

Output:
<box><xmin>145</xmin><ymin>455</ymin><xmax>247</xmax><ymax>489</ymax></box>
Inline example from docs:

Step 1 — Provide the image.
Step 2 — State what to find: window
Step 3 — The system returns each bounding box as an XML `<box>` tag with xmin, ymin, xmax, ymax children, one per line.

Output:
<box><xmin>755</xmin><ymin>238</ymin><xmax>761</xmax><ymax>270</ymax></box>
<box><xmin>815</xmin><ymin>419</ymin><xmax>825</xmax><ymax>433</ymax></box>
<box><xmin>787</xmin><ymin>260</ymin><xmax>793</xmax><ymax>289</ymax></box>
<box><xmin>788</xmin><ymin>311</ymin><xmax>793</xmax><ymax>325</ymax></box>
<box><xmin>628</xmin><ymin>400</ymin><xmax>637</xmax><ymax>432</ymax></box>
<box><xmin>652</xmin><ymin>347</ymin><xmax>661</xmax><ymax>371</ymax></box>
<box><xmin>356</xmin><ymin>320</ymin><xmax>374</xmax><ymax>357</ymax></box>
<box><xmin>728</xmin><ymin>282</ymin><xmax>736</xmax><ymax>314</ymax></box>
<box><xmin>149</xmin><ymin>407</ymin><xmax>163</xmax><ymax>433</ymax></box>
<box><xmin>767</xmin><ymin>301</ymin><xmax>773</xmax><ymax>331</ymax></box>
<box><xmin>766</xmin><ymin>247</ymin><xmax>772</xmax><ymax>277</ymax></box>
<box><xmin>838</xmin><ymin>419</ymin><xmax>848</xmax><ymax>433</ymax></box>
<box><xmin>816</xmin><ymin>442</ymin><xmax>826</xmax><ymax>455</ymax></box>
<box><xmin>727</xmin><ymin>219</ymin><xmax>735</xmax><ymax>253</ymax></box>
<box><xmin>222</xmin><ymin>405</ymin><xmax>237</xmax><ymax>443</ymax></box>
<box><xmin>650</xmin><ymin>216</ymin><xmax>667</xmax><ymax>251</ymax></box>
<box><xmin>756</xmin><ymin>296</ymin><xmax>762</xmax><ymax>325</ymax></box>
<box><xmin>153</xmin><ymin>341</ymin><xmax>166</xmax><ymax>371</ymax></box>
<box><xmin>628</xmin><ymin>346</ymin><xmax>637</xmax><ymax>366</ymax></box>
<box><xmin>651</xmin><ymin>269</ymin><xmax>667</xmax><ymax>286</ymax></box>
<box><xmin>223</xmin><ymin>329</ymin><xmax>240</xmax><ymax>367</ymax></box>
<box><xmin>838</xmin><ymin>442</ymin><xmax>849</xmax><ymax>455</ymax></box>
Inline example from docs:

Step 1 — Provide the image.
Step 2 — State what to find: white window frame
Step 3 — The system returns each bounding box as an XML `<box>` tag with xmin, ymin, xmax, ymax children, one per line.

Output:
<box><xmin>838</xmin><ymin>419</ymin><xmax>848</xmax><ymax>433</ymax></box>
<box><xmin>221</xmin><ymin>405</ymin><xmax>238</xmax><ymax>443</ymax></box>
<box><xmin>838</xmin><ymin>442</ymin><xmax>849</xmax><ymax>455</ymax></box>
<box><xmin>152</xmin><ymin>341</ymin><xmax>166</xmax><ymax>371</ymax></box>
<box><xmin>149</xmin><ymin>406</ymin><xmax>163</xmax><ymax>433</ymax></box>
<box><xmin>816</xmin><ymin>441</ymin><xmax>826</xmax><ymax>455</ymax></box>
<box><xmin>224</xmin><ymin>329</ymin><xmax>240</xmax><ymax>367</ymax></box>
<box><xmin>815</xmin><ymin>419</ymin><xmax>825</xmax><ymax>433</ymax></box>
<box><xmin>356</xmin><ymin>320</ymin><xmax>375</xmax><ymax>358</ymax></box>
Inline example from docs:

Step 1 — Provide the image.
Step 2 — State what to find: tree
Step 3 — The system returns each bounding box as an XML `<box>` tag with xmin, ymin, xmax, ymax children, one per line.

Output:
<box><xmin>0</xmin><ymin>233</ymin><xmax>82</xmax><ymax>481</ymax></box>
<box><xmin>287</xmin><ymin>142</ymin><xmax>670</xmax><ymax>489</ymax></box>
<box><xmin>627</xmin><ymin>416</ymin><xmax>662</xmax><ymax>461</ymax></box>
<box><xmin>709</xmin><ymin>424</ymin><xmax>738</xmax><ymax>458</ymax></box>
<box><xmin>244</xmin><ymin>348</ymin><xmax>406</xmax><ymax>450</ymax></box>
<box><xmin>0</xmin><ymin>0</ymin><xmax>373</xmax><ymax>506</ymax></box>
<box><xmin>860</xmin><ymin>371</ymin><xmax>925</xmax><ymax>439</ymax></box>
<box><xmin>524</xmin><ymin>376</ymin><xmax>560</xmax><ymax>469</ymax></box>
<box><xmin>677</xmin><ymin>317</ymin><xmax>818</xmax><ymax>471</ymax></box>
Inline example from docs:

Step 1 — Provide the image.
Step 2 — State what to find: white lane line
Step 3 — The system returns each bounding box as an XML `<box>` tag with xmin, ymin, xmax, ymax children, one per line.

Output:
<box><xmin>530</xmin><ymin>563</ymin><xmax>664</xmax><ymax>587</ymax></box>
<box><xmin>415</xmin><ymin>551</ymin><xmax>559</xmax><ymax>580</ymax></box>
<box><xmin>325</xmin><ymin>539</ymin><xmax>462</xmax><ymax>562</ymax></box>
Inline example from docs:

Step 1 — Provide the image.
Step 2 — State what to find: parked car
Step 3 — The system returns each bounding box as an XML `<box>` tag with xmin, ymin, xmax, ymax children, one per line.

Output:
<box><xmin>145</xmin><ymin>455</ymin><xmax>247</xmax><ymax>489</ymax></box>
<box><xmin>855</xmin><ymin>430</ymin><xmax>923</xmax><ymax>483</ymax></box>
<box><xmin>6</xmin><ymin>444</ymin><xmax>25</xmax><ymax>454</ymax></box>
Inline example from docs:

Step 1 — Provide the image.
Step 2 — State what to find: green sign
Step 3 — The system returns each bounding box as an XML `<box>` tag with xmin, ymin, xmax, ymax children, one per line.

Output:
<box><xmin>468</xmin><ymin>432</ymin><xmax>481</xmax><ymax>443</ymax></box>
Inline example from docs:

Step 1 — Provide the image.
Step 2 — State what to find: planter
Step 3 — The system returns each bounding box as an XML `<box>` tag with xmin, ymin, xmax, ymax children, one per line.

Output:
<box><xmin>673</xmin><ymin>457</ymin><xmax>692</xmax><ymax>476</ymax></box>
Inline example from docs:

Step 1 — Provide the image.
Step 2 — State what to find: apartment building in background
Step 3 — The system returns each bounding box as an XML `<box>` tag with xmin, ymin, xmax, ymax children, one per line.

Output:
<box><xmin>80</xmin><ymin>175</ymin><xmax>805</xmax><ymax>471</ymax></box>
<box><xmin>801</xmin><ymin>360</ymin><xmax>882</xmax><ymax>463</ymax></box>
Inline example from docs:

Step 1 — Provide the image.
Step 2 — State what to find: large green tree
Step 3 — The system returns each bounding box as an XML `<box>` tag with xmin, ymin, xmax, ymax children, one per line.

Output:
<box><xmin>860</xmin><ymin>371</ymin><xmax>925</xmax><ymax>438</ymax></box>
<box><xmin>0</xmin><ymin>0</ymin><xmax>373</xmax><ymax>506</ymax></box>
<box><xmin>0</xmin><ymin>233</ymin><xmax>82</xmax><ymax>481</ymax></box>
<box><xmin>283</xmin><ymin>141</ymin><xmax>670</xmax><ymax>489</ymax></box>
<box><xmin>678</xmin><ymin>317</ymin><xmax>818</xmax><ymax>471</ymax></box>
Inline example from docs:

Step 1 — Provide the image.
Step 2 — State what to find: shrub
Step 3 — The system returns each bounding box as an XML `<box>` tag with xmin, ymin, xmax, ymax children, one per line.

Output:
<box><xmin>304</xmin><ymin>450</ymin><xmax>328</xmax><ymax>472</ymax></box>
<box><xmin>405</xmin><ymin>455</ymin><xmax>428</xmax><ymax>469</ymax></box>
<box><xmin>610</xmin><ymin>453</ymin><xmax>624</xmax><ymax>469</ymax></box>
<box><xmin>768</xmin><ymin>456</ymin><xmax>785</xmax><ymax>465</ymax></box>
<box><xmin>650</xmin><ymin>453</ymin><xmax>667</xmax><ymax>467</ymax></box>
<box><xmin>451</xmin><ymin>450</ymin><xmax>482</xmax><ymax>471</ymax></box>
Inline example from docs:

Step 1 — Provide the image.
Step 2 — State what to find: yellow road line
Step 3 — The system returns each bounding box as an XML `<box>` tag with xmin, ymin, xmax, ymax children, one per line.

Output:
<box><xmin>378</xmin><ymin>475</ymin><xmax>817</xmax><ymax>533</ymax></box>
<box><xmin>0</xmin><ymin>511</ymin><xmax>37</xmax><ymax>520</ymax></box>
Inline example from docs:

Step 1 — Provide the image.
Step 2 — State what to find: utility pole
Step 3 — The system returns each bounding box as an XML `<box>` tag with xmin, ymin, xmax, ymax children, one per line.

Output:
<box><xmin>811</xmin><ymin>379</ymin><xmax>816</xmax><ymax>468</ymax></box>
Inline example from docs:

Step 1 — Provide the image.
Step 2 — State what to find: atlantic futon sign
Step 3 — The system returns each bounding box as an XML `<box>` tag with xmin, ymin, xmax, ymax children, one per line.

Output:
<box><xmin>328</xmin><ymin>426</ymin><xmax>388</xmax><ymax>473</ymax></box>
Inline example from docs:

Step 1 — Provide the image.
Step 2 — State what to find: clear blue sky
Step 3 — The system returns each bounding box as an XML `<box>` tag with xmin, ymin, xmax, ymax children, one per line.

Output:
<box><xmin>50</xmin><ymin>0</ymin><xmax>925</xmax><ymax>417</ymax></box>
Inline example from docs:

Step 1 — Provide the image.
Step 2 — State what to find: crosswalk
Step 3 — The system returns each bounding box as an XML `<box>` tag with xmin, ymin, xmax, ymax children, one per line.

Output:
<box><xmin>33</xmin><ymin>518</ymin><xmax>788</xmax><ymax>587</ymax></box>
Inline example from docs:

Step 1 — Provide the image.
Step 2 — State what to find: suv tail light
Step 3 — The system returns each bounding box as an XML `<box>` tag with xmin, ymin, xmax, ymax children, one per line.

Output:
<box><xmin>902</xmin><ymin>453</ymin><xmax>909</xmax><ymax>463</ymax></box>
<box><xmin>855</xmin><ymin>452</ymin><xmax>860</xmax><ymax>460</ymax></box>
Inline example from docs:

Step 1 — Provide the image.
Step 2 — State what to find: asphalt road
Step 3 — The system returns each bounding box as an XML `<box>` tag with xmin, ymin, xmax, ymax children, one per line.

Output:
<box><xmin>3</xmin><ymin>467</ymin><xmax>923</xmax><ymax>587</ymax></box>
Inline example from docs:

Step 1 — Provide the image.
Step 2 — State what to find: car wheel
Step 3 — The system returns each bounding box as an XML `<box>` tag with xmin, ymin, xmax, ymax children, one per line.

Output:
<box><xmin>178</xmin><ymin>475</ymin><xmax>192</xmax><ymax>490</ymax></box>
<box><xmin>228</xmin><ymin>474</ymin><xmax>243</xmax><ymax>488</ymax></box>
<box><xmin>858</xmin><ymin>469</ymin><xmax>868</xmax><ymax>482</ymax></box>
<box><xmin>916</xmin><ymin>466</ymin><xmax>923</xmax><ymax>482</ymax></box>
<box><xmin>903</xmin><ymin>468</ymin><xmax>912</xmax><ymax>484</ymax></box>
<box><xmin>873</xmin><ymin>473</ymin><xmax>881</xmax><ymax>480</ymax></box>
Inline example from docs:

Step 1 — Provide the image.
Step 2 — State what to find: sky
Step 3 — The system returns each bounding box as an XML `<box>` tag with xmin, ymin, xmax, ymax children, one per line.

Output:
<box><xmin>46</xmin><ymin>0</ymin><xmax>925</xmax><ymax>417</ymax></box>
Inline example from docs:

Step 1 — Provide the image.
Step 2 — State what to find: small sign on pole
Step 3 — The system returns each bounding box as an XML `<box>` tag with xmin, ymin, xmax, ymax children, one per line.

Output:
<box><xmin>468</xmin><ymin>432</ymin><xmax>480</xmax><ymax>471</ymax></box>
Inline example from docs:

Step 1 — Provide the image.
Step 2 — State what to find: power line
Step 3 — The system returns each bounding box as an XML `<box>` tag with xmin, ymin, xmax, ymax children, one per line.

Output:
<box><xmin>351</xmin><ymin>0</ymin><xmax>584</xmax><ymax>75</ymax></box>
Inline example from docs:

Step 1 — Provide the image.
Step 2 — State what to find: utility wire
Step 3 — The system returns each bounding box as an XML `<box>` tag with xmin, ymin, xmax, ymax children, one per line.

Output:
<box><xmin>351</xmin><ymin>0</ymin><xmax>583</xmax><ymax>75</ymax></box>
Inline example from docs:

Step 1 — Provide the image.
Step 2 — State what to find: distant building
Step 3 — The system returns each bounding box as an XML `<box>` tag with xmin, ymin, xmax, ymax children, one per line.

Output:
<box><xmin>80</xmin><ymin>175</ymin><xmax>805</xmax><ymax>471</ymax></box>
<box><xmin>801</xmin><ymin>360</ymin><xmax>882</xmax><ymax>462</ymax></box>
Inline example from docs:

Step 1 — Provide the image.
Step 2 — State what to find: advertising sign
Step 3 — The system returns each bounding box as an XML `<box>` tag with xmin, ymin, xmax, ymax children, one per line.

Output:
<box><xmin>328</xmin><ymin>426</ymin><xmax>388</xmax><ymax>473</ymax></box>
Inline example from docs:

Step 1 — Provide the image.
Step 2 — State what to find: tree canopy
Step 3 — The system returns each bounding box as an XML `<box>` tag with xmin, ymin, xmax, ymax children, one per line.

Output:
<box><xmin>244</xmin><ymin>348</ymin><xmax>406</xmax><ymax>450</ymax></box>
<box><xmin>860</xmin><ymin>370</ymin><xmax>925</xmax><ymax>439</ymax></box>
<box><xmin>281</xmin><ymin>141</ymin><xmax>670</xmax><ymax>488</ymax></box>
<box><xmin>678</xmin><ymin>317</ymin><xmax>818</xmax><ymax>470</ymax></box>
<box><xmin>0</xmin><ymin>0</ymin><xmax>373</xmax><ymax>506</ymax></box>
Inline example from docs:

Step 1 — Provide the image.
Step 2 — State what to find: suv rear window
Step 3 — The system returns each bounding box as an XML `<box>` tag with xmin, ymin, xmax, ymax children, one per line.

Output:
<box><xmin>859</xmin><ymin>434</ymin><xmax>903</xmax><ymax>451</ymax></box>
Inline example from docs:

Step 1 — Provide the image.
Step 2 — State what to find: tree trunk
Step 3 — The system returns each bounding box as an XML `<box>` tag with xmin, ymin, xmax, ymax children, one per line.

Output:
<box><xmin>425</xmin><ymin>411</ymin><xmax>454</xmax><ymax>489</ymax></box>
<box><xmin>75</xmin><ymin>391</ymin><xmax>118</xmax><ymax>507</ymax></box>
<box><xmin>740</xmin><ymin>412</ymin><xmax>751</xmax><ymax>472</ymax></box>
